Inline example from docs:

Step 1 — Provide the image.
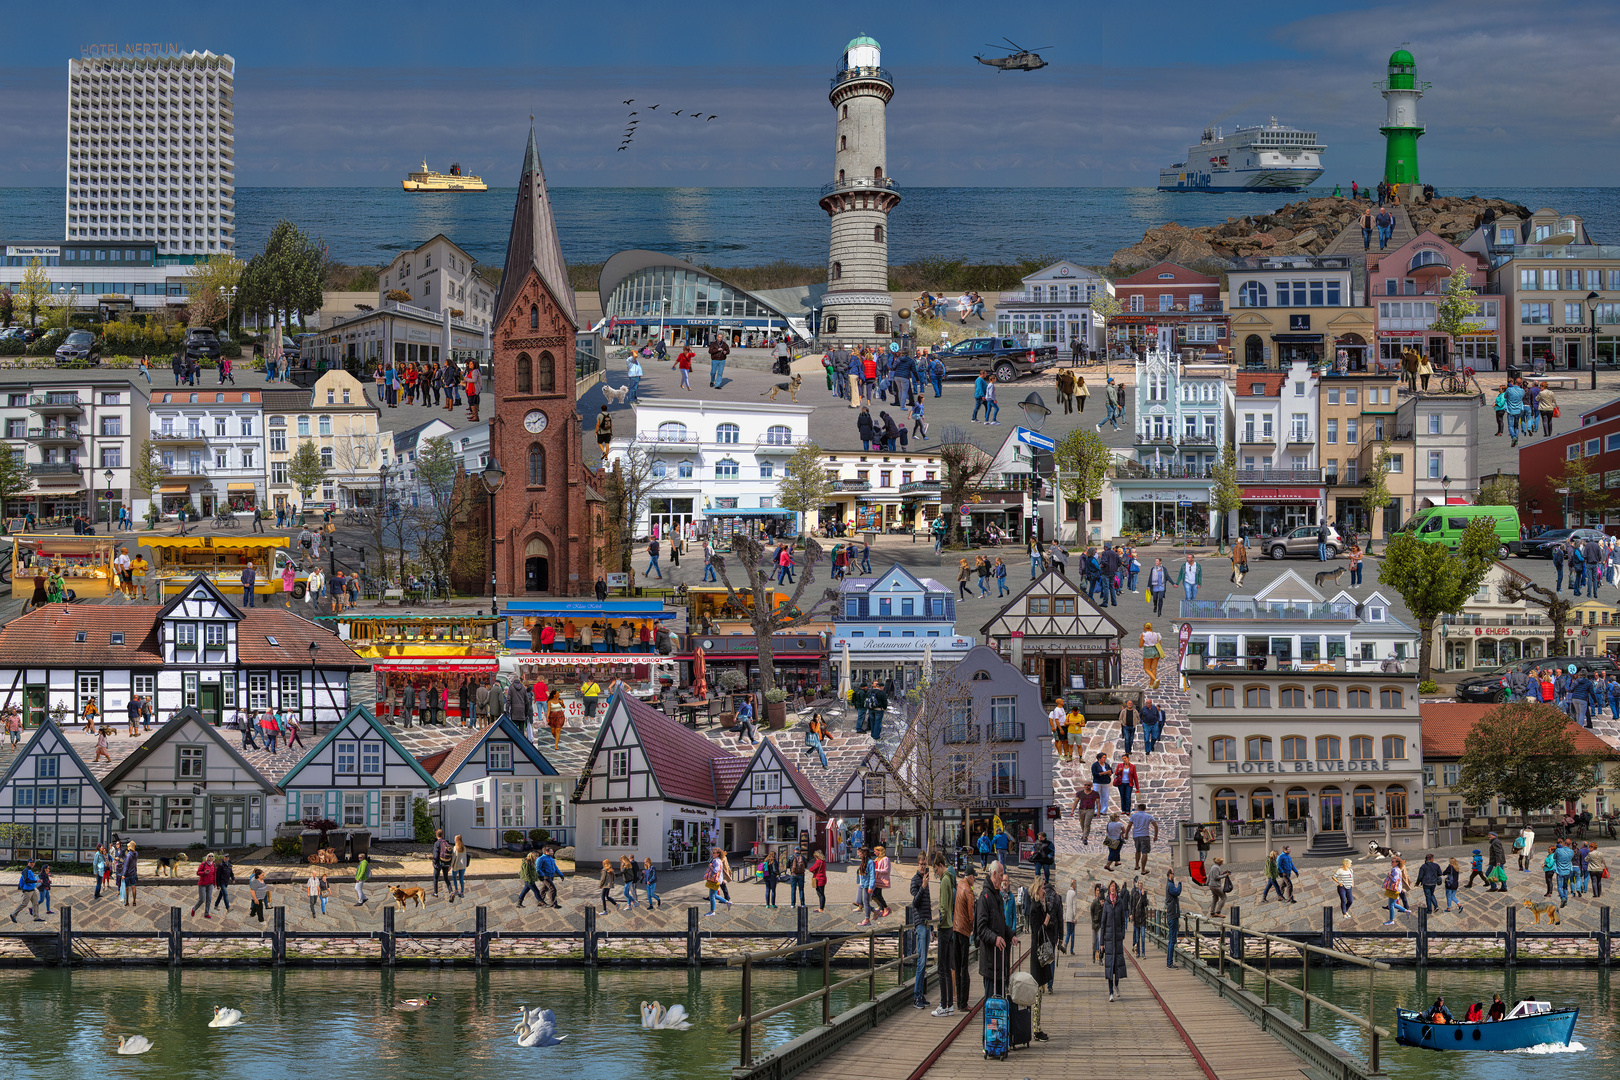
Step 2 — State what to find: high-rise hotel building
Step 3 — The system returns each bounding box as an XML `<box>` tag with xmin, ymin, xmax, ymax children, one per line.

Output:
<box><xmin>65</xmin><ymin>48</ymin><xmax>235</xmax><ymax>259</ymax></box>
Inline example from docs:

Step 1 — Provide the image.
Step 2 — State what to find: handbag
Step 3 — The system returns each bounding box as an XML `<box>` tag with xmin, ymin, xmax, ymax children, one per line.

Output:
<box><xmin>1553</xmin><ymin>406</ymin><xmax>1561</xmax><ymax>418</ymax></box>
<box><xmin>1035</xmin><ymin>939</ymin><xmax>1055</xmax><ymax>966</ymax></box>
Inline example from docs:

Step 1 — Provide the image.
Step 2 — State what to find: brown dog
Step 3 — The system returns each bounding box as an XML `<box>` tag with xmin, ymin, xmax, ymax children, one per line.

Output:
<box><xmin>391</xmin><ymin>886</ymin><xmax>428</xmax><ymax>909</ymax></box>
<box><xmin>763</xmin><ymin>374</ymin><xmax>802</xmax><ymax>403</ymax></box>
<box><xmin>156</xmin><ymin>853</ymin><xmax>191</xmax><ymax>878</ymax></box>
<box><xmin>1523</xmin><ymin>898</ymin><xmax>1560</xmax><ymax>925</ymax></box>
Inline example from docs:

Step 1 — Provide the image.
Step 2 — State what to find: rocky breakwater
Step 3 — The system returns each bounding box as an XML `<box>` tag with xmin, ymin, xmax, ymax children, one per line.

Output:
<box><xmin>1109</xmin><ymin>195</ymin><xmax>1532</xmax><ymax>273</ymax></box>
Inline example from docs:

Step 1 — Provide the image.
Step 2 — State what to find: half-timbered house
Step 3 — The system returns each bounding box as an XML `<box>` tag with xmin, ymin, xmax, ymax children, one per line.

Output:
<box><xmin>718</xmin><ymin>736</ymin><xmax>829</xmax><ymax>856</ymax></box>
<box><xmin>0</xmin><ymin>575</ymin><xmax>368</xmax><ymax>732</ymax></box>
<box><xmin>276</xmin><ymin>705</ymin><xmax>436</xmax><ymax>840</ymax></box>
<box><xmin>429</xmin><ymin>715</ymin><xmax>567</xmax><ymax>851</ymax></box>
<box><xmin>573</xmin><ymin>693</ymin><xmax>748</xmax><ymax>870</ymax></box>
<box><xmin>100</xmin><ymin>706</ymin><xmax>281</xmax><ymax>849</ymax></box>
<box><xmin>979</xmin><ymin>567</ymin><xmax>1126</xmax><ymax>701</ymax></box>
<box><xmin>0</xmin><ymin>718</ymin><xmax>120</xmax><ymax>863</ymax></box>
<box><xmin>824</xmin><ymin>745</ymin><xmax>919</xmax><ymax>858</ymax></box>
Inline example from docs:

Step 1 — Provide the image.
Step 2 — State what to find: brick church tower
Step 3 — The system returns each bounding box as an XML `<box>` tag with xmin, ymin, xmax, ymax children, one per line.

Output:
<box><xmin>487</xmin><ymin>126</ymin><xmax>600</xmax><ymax>596</ymax></box>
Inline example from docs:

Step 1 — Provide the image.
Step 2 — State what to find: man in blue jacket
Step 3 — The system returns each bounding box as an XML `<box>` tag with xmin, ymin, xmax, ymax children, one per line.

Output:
<box><xmin>1276</xmin><ymin>846</ymin><xmax>1299</xmax><ymax>903</ymax></box>
<box><xmin>8</xmin><ymin>861</ymin><xmax>40</xmax><ymax>922</ymax></box>
<box><xmin>537</xmin><ymin>845</ymin><xmax>563</xmax><ymax>909</ymax></box>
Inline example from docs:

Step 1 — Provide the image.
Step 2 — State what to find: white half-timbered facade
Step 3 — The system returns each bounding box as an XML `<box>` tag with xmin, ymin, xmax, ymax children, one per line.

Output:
<box><xmin>825</xmin><ymin>745</ymin><xmax>918</xmax><ymax>845</ymax></box>
<box><xmin>430</xmin><ymin>716</ymin><xmax>566</xmax><ymax>851</ymax></box>
<box><xmin>979</xmin><ymin>567</ymin><xmax>1127</xmax><ymax>701</ymax></box>
<box><xmin>574</xmin><ymin>692</ymin><xmax>748</xmax><ymax>870</ymax></box>
<box><xmin>719</xmin><ymin>736</ymin><xmax>829</xmax><ymax>853</ymax></box>
<box><xmin>276</xmin><ymin>705</ymin><xmax>436</xmax><ymax>840</ymax></box>
<box><xmin>0</xmin><ymin>718</ymin><xmax>121</xmax><ymax>863</ymax></box>
<box><xmin>0</xmin><ymin>576</ymin><xmax>368</xmax><ymax>733</ymax></box>
<box><xmin>100</xmin><ymin>706</ymin><xmax>281</xmax><ymax>849</ymax></box>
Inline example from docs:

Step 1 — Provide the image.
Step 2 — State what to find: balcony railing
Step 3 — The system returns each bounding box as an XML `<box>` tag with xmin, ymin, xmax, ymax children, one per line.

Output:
<box><xmin>818</xmin><ymin>175</ymin><xmax>899</xmax><ymax>198</ymax></box>
<box><xmin>898</xmin><ymin>480</ymin><xmax>943</xmax><ymax>495</ymax></box>
<box><xmin>1235</xmin><ymin>468</ymin><xmax>1323</xmax><ymax>483</ymax></box>
<box><xmin>1239</xmin><ymin>433</ymin><xmax>1277</xmax><ymax>445</ymax></box>
<box><xmin>158</xmin><ymin>463</ymin><xmax>210</xmax><ymax>478</ymax></box>
<box><xmin>1113</xmin><ymin>461</ymin><xmax>1213</xmax><ymax>481</ymax></box>
<box><xmin>153</xmin><ymin>431</ymin><xmax>208</xmax><ymax>444</ymax></box>
<box><xmin>943</xmin><ymin>724</ymin><xmax>981</xmax><ymax>745</ymax></box>
<box><xmin>1285</xmin><ymin>429</ymin><xmax>1313</xmax><ymax>444</ymax></box>
<box><xmin>829</xmin><ymin>66</ymin><xmax>894</xmax><ymax>91</ymax></box>
<box><xmin>832</xmin><ymin>479</ymin><xmax>871</xmax><ymax>492</ymax></box>
<box><xmin>639</xmin><ymin>429</ymin><xmax>700</xmax><ymax>448</ymax></box>
<box><xmin>754</xmin><ymin>437</ymin><xmax>809</xmax><ymax>453</ymax></box>
<box><xmin>987</xmin><ymin>722</ymin><xmax>1026</xmax><ymax>743</ymax></box>
<box><xmin>28</xmin><ymin>395</ymin><xmax>82</xmax><ymax>413</ymax></box>
<box><xmin>25</xmin><ymin>427</ymin><xmax>82</xmax><ymax>442</ymax></box>
<box><xmin>1180</xmin><ymin>599</ymin><xmax>1359</xmax><ymax>621</ymax></box>
<box><xmin>975</xmin><ymin>778</ymin><xmax>1027</xmax><ymax>799</ymax></box>
<box><xmin>27</xmin><ymin>463</ymin><xmax>81</xmax><ymax>476</ymax></box>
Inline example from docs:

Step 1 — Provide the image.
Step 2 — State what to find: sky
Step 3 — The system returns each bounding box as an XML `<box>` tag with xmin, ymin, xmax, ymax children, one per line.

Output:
<box><xmin>0</xmin><ymin>0</ymin><xmax>1616</xmax><ymax>188</ymax></box>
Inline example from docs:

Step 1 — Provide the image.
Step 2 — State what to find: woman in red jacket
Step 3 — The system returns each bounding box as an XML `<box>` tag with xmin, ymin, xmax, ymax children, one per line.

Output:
<box><xmin>192</xmin><ymin>854</ymin><xmax>219</xmax><ymax>919</ymax></box>
<box><xmin>675</xmin><ymin>348</ymin><xmax>694</xmax><ymax>390</ymax></box>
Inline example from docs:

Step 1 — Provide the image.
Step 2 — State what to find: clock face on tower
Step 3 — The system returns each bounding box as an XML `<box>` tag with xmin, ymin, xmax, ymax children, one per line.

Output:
<box><xmin>523</xmin><ymin>409</ymin><xmax>548</xmax><ymax>433</ymax></box>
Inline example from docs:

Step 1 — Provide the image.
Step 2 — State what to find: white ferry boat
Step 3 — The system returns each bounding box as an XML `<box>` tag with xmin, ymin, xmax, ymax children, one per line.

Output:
<box><xmin>1158</xmin><ymin>118</ymin><xmax>1324</xmax><ymax>193</ymax></box>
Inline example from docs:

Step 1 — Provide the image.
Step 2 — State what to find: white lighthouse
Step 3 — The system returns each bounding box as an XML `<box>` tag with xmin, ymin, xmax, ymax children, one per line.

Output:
<box><xmin>820</xmin><ymin>35</ymin><xmax>899</xmax><ymax>346</ymax></box>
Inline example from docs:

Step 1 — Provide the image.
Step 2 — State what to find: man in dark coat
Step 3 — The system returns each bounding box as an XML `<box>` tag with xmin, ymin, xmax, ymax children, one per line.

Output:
<box><xmin>1130</xmin><ymin>878</ymin><xmax>1149</xmax><ymax>956</ymax></box>
<box><xmin>507</xmin><ymin>677</ymin><xmax>533</xmax><ymax>735</ymax></box>
<box><xmin>401</xmin><ymin>683</ymin><xmax>416</xmax><ymax>728</ymax></box>
<box><xmin>856</xmin><ymin>407</ymin><xmax>876</xmax><ymax>451</ymax></box>
<box><xmin>1164</xmin><ymin>869</ymin><xmax>1182</xmax><ymax>968</ymax></box>
<box><xmin>974</xmin><ymin>861</ymin><xmax>1012</xmax><ymax>1003</ymax></box>
<box><xmin>1100</xmin><ymin>880</ymin><xmax>1129</xmax><ymax>1000</ymax></box>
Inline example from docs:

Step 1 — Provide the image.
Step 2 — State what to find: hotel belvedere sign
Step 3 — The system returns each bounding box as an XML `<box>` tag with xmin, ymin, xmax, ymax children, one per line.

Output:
<box><xmin>1225</xmin><ymin>759</ymin><xmax>1407</xmax><ymax>774</ymax></box>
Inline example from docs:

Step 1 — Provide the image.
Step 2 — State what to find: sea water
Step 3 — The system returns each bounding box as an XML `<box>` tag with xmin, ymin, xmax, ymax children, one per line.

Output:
<box><xmin>2</xmin><ymin>186</ymin><xmax>1617</xmax><ymax>268</ymax></box>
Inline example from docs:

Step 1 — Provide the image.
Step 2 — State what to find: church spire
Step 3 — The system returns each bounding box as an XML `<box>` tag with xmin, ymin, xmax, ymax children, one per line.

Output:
<box><xmin>493</xmin><ymin>121</ymin><xmax>577</xmax><ymax>329</ymax></box>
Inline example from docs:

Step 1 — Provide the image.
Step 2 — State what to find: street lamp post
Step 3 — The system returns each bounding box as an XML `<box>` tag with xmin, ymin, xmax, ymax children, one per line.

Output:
<box><xmin>1440</xmin><ymin>474</ymin><xmax>1451</xmax><ymax>507</ymax></box>
<box><xmin>481</xmin><ymin>457</ymin><xmax>506</xmax><ymax>599</ymax></box>
<box><xmin>307</xmin><ymin>639</ymin><xmax>320</xmax><ymax>737</ymax></box>
<box><xmin>102</xmin><ymin>469</ymin><xmax>114</xmax><ymax>531</ymax></box>
<box><xmin>1588</xmin><ymin>291</ymin><xmax>1602</xmax><ymax>391</ymax></box>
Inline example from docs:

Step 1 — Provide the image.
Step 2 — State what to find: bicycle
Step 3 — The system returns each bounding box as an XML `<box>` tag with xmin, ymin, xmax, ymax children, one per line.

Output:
<box><xmin>212</xmin><ymin>512</ymin><xmax>238</xmax><ymax>529</ymax></box>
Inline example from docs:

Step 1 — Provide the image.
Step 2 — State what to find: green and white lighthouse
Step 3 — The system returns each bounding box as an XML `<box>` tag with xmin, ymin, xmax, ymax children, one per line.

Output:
<box><xmin>1378</xmin><ymin>48</ymin><xmax>1428</xmax><ymax>187</ymax></box>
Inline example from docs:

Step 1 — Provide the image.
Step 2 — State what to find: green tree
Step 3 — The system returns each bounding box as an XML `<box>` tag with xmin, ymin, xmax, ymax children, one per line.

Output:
<box><xmin>129</xmin><ymin>439</ymin><xmax>165</xmax><ymax>523</ymax></box>
<box><xmin>1209</xmin><ymin>443</ymin><xmax>1242</xmax><ymax>549</ymax></box>
<box><xmin>1090</xmin><ymin>291</ymin><xmax>1123</xmax><ymax>374</ymax></box>
<box><xmin>185</xmin><ymin>253</ymin><xmax>246</xmax><ymax>331</ymax></box>
<box><xmin>15</xmin><ymin>259</ymin><xmax>49</xmax><ymax>329</ymax></box>
<box><xmin>1453</xmin><ymin>702</ymin><xmax>1602</xmax><ymax>827</ymax></box>
<box><xmin>287</xmin><ymin>440</ymin><xmax>329</xmax><ymax>501</ymax></box>
<box><xmin>1428</xmin><ymin>267</ymin><xmax>1486</xmax><ymax>342</ymax></box>
<box><xmin>0</xmin><ymin>445</ymin><xmax>29</xmax><ymax>511</ymax></box>
<box><xmin>1053</xmin><ymin>428</ymin><xmax>1113</xmax><ymax>548</ymax></box>
<box><xmin>1476</xmin><ymin>473</ymin><xmax>1519</xmax><ymax>509</ymax></box>
<box><xmin>1362</xmin><ymin>442</ymin><xmax>1394</xmax><ymax>553</ymax></box>
<box><xmin>238</xmin><ymin>221</ymin><xmax>326</xmax><ymax>344</ymax></box>
<box><xmin>1378</xmin><ymin>516</ymin><xmax>1498</xmax><ymax>680</ymax></box>
<box><xmin>776</xmin><ymin>443</ymin><xmax>834</xmax><ymax>538</ymax></box>
<box><xmin>0</xmin><ymin>287</ymin><xmax>13</xmax><ymax>327</ymax></box>
<box><xmin>1557</xmin><ymin>455</ymin><xmax>1609</xmax><ymax>524</ymax></box>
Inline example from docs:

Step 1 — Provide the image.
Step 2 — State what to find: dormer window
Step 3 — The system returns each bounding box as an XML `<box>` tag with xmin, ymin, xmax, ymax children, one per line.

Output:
<box><xmin>110</xmin><ymin>632</ymin><xmax>125</xmax><ymax>645</ymax></box>
<box><xmin>75</xmin><ymin>631</ymin><xmax>87</xmax><ymax>643</ymax></box>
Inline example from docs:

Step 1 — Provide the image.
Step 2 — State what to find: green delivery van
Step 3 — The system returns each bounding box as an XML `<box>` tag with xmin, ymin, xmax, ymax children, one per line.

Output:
<box><xmin>1399</xmin><ymin>505</ymin><xmax>1522</xmax><ymax>559</ymax></box>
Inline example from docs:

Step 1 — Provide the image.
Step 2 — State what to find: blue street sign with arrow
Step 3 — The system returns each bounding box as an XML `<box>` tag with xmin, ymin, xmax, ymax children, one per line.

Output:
<box><xmin>1015</xmin><ymin>427</ymin><xmax>1056</xmax><ymax>451</ymax></box>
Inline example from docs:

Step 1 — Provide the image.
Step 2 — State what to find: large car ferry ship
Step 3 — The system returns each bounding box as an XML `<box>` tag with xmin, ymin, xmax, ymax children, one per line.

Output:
<box><xmin>1158</xmin><ymin>118</ymin><xmax>1324</xmax><ymax>192</ymax></box>
<box><xmin>402</xmin><ymin>160</ymin><xmax>487</xmax><ymax>192</ymax></box>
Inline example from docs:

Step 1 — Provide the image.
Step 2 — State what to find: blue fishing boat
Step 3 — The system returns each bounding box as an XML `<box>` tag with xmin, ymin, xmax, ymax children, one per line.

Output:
<box><xmin>1396</xmin><ymin>1000</ymin><xmax>1579</xmax><ymax>1052</ymax></box>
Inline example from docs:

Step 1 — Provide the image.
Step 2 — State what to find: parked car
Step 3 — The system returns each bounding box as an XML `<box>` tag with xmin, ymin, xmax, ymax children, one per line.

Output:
<box><xmin>184</xmin><ymin>327</ymin><xmax>222</xmax><ymax>362</ymax></box>
<box><xmin>1455</xmin><ymin>655</ymin><xmax>1620</xmax><ymax>703</ymax></box>
<box><xmin>53</xmin><ymin>330</ymin><xmax>101</xmax><ymax>366</ymax></box>
<box><xmin>934</xmin><ymin>336</ymin><xmax>1058</xmax><ymax>382</ymax></box>
<box><xmin>1263</xmin><ymin>524</ymin><xmax>1343</xmax><ymax>560</ymax></box>
<box><xmin>1516</xmin><ymin>527</ymin><xmax>1610</xmax><ymax>559</ymax></box>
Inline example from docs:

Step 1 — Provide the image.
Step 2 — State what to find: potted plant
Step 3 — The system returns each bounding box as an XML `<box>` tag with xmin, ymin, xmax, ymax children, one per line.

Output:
<box><xmin>528</xmin><ymin>828</ymin><xmax>550</xmax><ymax>849</ymax></box>
<box><xmin>763</xmin><ymin>687</ymin><xmax>788</xmax><ymax>730</ymax></box>
<box><xmin>502</xmin><ymin>829</ymin><xmax>526</xmax><ymax>852</ymax></box>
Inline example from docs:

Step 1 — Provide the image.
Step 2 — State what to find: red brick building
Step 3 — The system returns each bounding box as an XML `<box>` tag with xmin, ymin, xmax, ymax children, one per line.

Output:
<box><xmin>1519</xmin><ymin>395</ymin><xmax>1620</xmax><ymax>534</ymax></box>
<box><xmin>1108</xmin><ymin>262</ymin><xmax>1229</xmax><ymax>357</ymax></box>
<box><xmin>488</xmin><ymin>128</ymin><xmax>603</xmax><ymax>595</ymax></box>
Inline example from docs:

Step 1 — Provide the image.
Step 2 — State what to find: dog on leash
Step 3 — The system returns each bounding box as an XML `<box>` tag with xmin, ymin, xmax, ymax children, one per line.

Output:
<box><xmin>1363</xmin><ymin>841</ymin><xmax>1398</xmax><ymax>861</ymax></box>
<box><xmin>1314</xmin><ymin>566</ymin><xmax>1345</xmax><ymax>588</ymax></box>
<box><xmin>1524</xmin><ymin>898</ymin><xmax>1561</xmax><ymax>925</ymax></box>
<box><xmin>391</xmin><ymin>886</ymin><xmax>428</xmax><ymax>909</ymax></box>
<box><xmin>156</xmin><ymin>853</ymin><xmax>192</xmax><ymax>877</ymax></box>
<box><xmin>601</xmin><ymin>384</ymin><xmax>631</xmax><ymax>405</ymax></box>
<box><xmin>763</xmin><ymin>374</ymin><xmax>803</xmax><ymax>403</ymax></box>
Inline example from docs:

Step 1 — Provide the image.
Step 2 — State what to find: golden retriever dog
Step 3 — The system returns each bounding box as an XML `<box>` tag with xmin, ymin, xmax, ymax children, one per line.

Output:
<box><xmin>391</xmin><ymin>886</ymin><xmax>428</xmax><ymax>909</ymax></box>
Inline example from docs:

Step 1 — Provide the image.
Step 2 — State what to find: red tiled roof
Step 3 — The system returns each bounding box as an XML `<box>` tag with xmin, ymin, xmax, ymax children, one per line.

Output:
<box><xmin>0</xmin><ymin>605</ymin><xmax>164</xmax><ymax>666</ymax></box>
<box><xmin>420</xmin><ymin>747</ymin><xmax>455</xmax><ymax>778</ymax></box>
<box><xmin>1420</xmin><ymin>702</ymin><xmax>1620</xmax><ymax>759</ymax></box>
<box><xmin>622</xmin><ymin>694</ymin><xmax>740</xmax><ymax>806</ymax></box>
<box><xmin>236</xmin><ymin>610</ymin><xmax>368</xmax><ymax>666</ymax></box>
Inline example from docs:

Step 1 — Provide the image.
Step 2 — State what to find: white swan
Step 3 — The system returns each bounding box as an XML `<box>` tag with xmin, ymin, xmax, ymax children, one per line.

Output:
<box><xmin>116</xmin><ymin>1035</ymin><xmax>153</xmax><ymax>1055</ymax></box>
<box><xmin>514</xmin><ymin>1007</ymin><xmax>566</xmax><ymax>1047</ymax></box>
<box><xmin>643</xmin><ymin>1000</ymin><xmax>692</xmax><ymax>1030</ymax></box>
<box><xmin>208</xmin><ymin>1007</ymin><xmax>244</xmax><ymax>1027</ymax></box>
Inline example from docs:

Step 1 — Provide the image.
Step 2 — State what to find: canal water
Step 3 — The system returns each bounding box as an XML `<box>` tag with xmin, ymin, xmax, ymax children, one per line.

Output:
<box><xmin>0</xmin><ymin>967</ymin><xmax>869</xmax><ymax>1079</ymax></box>
<box><xmin>1235</xmin><ymin>966</ymin><xmax>1615</xmax><ymax>1079</ymax></box>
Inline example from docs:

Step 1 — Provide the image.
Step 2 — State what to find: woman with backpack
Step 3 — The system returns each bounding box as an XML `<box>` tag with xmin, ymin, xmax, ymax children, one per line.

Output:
<box><xmin>1381</xmin><ymin>859</ymin><xmax>1413</xmax><ymax>924</ymax></box>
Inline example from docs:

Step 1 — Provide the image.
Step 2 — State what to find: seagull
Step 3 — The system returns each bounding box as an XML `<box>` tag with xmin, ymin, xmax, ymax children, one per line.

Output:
<box><xmin>628</xmin><ymin>111</ymin><xmax>638</xmax><ymax>116</ymax></box>
<box><xmin>673</xmin><ymin>111</ymin><xmax>682</xmax><ymax>116</ymax></box>
<box><xmin>707</xmin><ymin>115</ymin><xmax>717</xmax><ymax>121</ymax></box>
<box><xmin>623</xmin><ymin>99</ymin><xmax>634</xmax><ymax>104</ymax></box>
<box><xmin>649</xmin><ymin>104</ymin><xmax>660</xmax><ymax>110</ymax></box>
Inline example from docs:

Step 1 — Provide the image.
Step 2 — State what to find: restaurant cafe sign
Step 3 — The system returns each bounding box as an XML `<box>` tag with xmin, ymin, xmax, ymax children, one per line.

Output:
<box><xmin>1225</xmin><ymin>759</ymin><xmax>1406</xmax><ymax>774</ymax></box>
<box><xmin>830</xmin><ymin>636</ymin><xmax>975</xmax><ymax>652</ymax></box>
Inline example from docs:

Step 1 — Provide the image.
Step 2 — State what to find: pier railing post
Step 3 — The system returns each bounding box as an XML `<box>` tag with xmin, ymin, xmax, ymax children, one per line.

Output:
<box><xmin>475</xmin><ymin>905</ymin><xmax>488</xmax><ymax>965</ymax></box>
<box><xmin>1263</xmin><ymin>937</ymin><xmax>1272</xmax><ymax>1006</ymax></box>
<box><xmin>1505</xmin><ymin>903</ymin><xmax>1517</xmax><ymax>966</ymax></box>
<box><xmin>1321</xmin><ymin>905</ymin><xmax>1334</xmax><ymax>957</ymax></box>
<box><xmin>796</xmin><ymin>905</ymin><xmax>810</xmax><ymax>966</ymax></box>
<box><xmin>168</xmin><ymin>907</ymin><xmax>182</xmax><ymax>967</ymax></box>
<box><xmin>57</xmin><ymin>905</ymin><xmax>71</xmax><ymax>967</ymax></box>
<box><xmin>272</xmin><ymin>906</ymin><xmax>286</xmax><ymax>966</ymax></box>
<box><xmin>1601</xmin><ymin>905</ymin><xmax>1612</xmax><ymax>966</ymax></box>
<box><xmin>1229</xmin><ymin>905</ymin><xmax>1242</xmax><ymax>963</ymax></box>
<box><xmin>822</xmin><ymin>940</ymin><xmax>832</xmax><ymax>1025</ymax></box>
<box><xmin>382</xmin><ymin>905</ymin><xmax>395</xmax><ymax>966</ymax></box>
<box><xmin>1416</xmin><ymin>905</ymin><xmax>1428</xmax><ymax>966</ymax></box>
<box><xmin>740</xmin><ymin>955</ymin><xmax>753</xmax><ymax>1068</ymax></box>
<box><xmin>687</xmin><ymin>906</ymin><xmax>700</xmax><ymax>967</ymax></box>
<box><xmin>584</xmin><ymin>906</ymin><xmax>598</xmax><ymax>967</ymax></box>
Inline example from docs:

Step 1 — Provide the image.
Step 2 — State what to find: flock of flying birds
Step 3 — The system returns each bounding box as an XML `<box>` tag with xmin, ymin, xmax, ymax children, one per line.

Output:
<box><xmin>618</xmin><ymin>99</ymin><xmax>719</xmax><ymax>150</ymax></box>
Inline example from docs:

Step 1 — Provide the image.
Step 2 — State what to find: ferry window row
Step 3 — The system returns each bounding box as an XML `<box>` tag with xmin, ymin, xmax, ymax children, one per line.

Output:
<box><xmin>1206</xmin><ymin>685</ymin><xmax>1408</xmax><ymax>709</ymax></box>
<box><xmin>1209</xmin><ymin>734</ymin><xmax>1408</xmax><ymax>763</ymax></box>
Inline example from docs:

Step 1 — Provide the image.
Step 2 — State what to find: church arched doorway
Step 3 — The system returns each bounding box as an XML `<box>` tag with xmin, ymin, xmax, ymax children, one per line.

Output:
<box><xmin>524</xmin><ymin>535</ymin><xmax>551</xmax><ymax>594</ymax></box>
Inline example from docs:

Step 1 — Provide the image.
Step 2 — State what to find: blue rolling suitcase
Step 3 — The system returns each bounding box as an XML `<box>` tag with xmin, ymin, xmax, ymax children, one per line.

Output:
<box><xmin>983</xmin><ymin>993</ymin><xmax>1010</xmax><ymax>1060</ymax></box>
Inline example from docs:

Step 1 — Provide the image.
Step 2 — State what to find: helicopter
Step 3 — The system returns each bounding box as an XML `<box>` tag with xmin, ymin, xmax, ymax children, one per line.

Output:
<box><xmin>975</xmin><ymin>38</ymin><xmax>1050</xmax><ymax>71</ymax></box>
